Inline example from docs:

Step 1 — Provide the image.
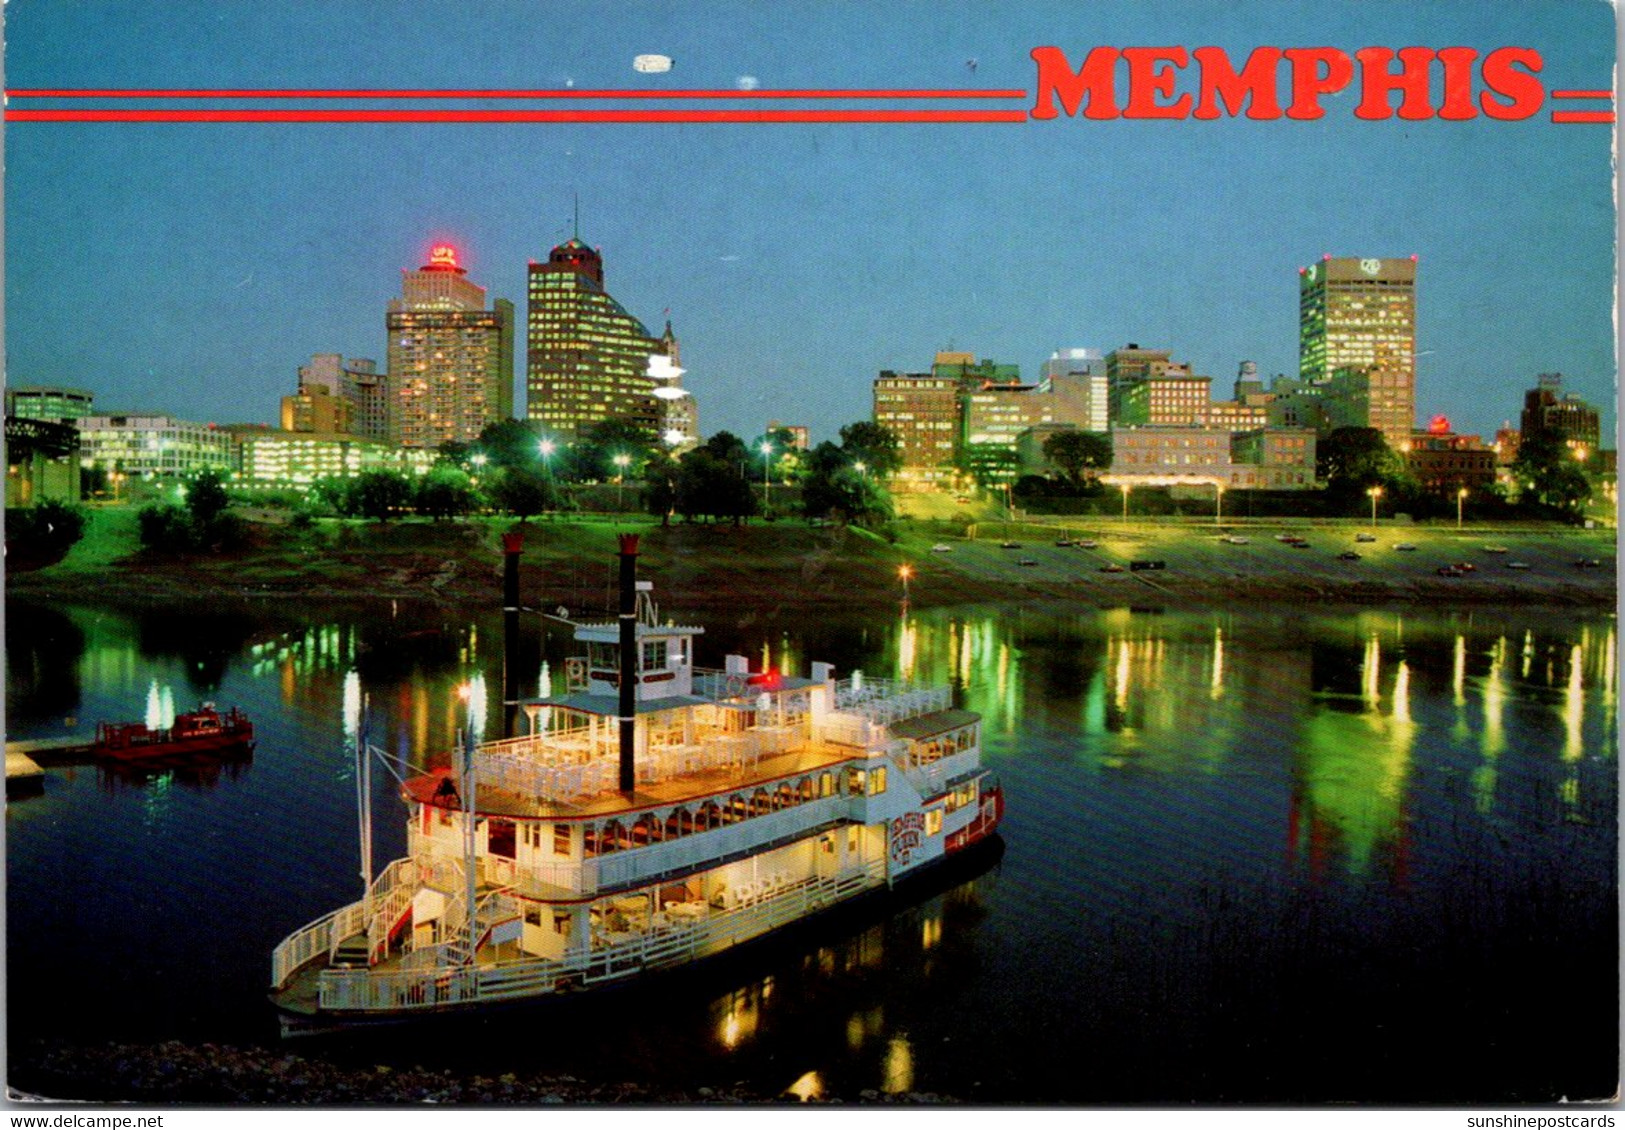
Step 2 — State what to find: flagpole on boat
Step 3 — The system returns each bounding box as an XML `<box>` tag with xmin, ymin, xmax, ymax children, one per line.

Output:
<box><xmin>461</xmin><ymin>693</ymin><xmax>478</xmax><ymax>966</ymax></box>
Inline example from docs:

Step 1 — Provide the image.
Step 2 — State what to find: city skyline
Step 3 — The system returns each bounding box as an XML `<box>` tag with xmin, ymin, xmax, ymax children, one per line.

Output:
<box><xmin>4</xmin><ymin>1</ymin><xmax>1615</xmax><ymax>446</ymax></box>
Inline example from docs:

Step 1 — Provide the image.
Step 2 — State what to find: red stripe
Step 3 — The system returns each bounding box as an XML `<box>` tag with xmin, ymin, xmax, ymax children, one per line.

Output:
<box><xmin>1550</xmin><ymin>90</ymin><xmax>1614</xmax><ymax>99</ymax></box>
<box><xmin>1550</xmin><ymin>110</ymin><xmax>1616</xmax><ymax>123</ymax></box>
<box><xmin>5</xmin><ymin>108</ymin><xmax>1028</xmax><ymax>123</ymax></box>
<box><xmin>5</xmin><ymin>87</ymin><xmax>1027</xmax><ymax>100</ymax></box>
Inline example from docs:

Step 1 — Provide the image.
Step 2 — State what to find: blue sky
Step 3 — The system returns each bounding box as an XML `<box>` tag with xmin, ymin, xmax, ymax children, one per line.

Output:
<box><xmin>4</xmin><ymin>0</ymin><xmax>1617</xmax><ymax>444</ymax></box>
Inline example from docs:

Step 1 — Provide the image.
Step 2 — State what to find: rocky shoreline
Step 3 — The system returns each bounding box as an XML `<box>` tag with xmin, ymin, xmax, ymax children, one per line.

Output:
<box><xmin>9</xmin><ymin>1040</ymin><xmax>955</xmax><ymax>1106</ymax></box>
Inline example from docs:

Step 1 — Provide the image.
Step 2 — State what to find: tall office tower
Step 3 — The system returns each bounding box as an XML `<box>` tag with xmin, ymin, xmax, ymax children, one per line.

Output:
<box><xmin>1041</xmin><ymin>349</ymin><xmax>1109</xmax><ymax>433</ymax></box>
<box><xmin>1521</xmin><ymin>372</ymin><xmax>1601</xmax><ymax>451</ymax></box>
<box><xmin>526</xmin><ymin>236</ymin><xmax>672</xmax><ymax>439</ymax></box>
<box><xmin>295</xmin><ymin>354</ymin><xmax>390</xmax><ymax>441</ymax></box>
<box><xmin>386</xmin><ymin>245</ymin><xmax>514</xmax><ymax>449</ymax></box>
<box><xmin>874</xmin><ymin>369</ymin><xmax>964</xmax><ymax>492</ymax></box>
<box><xmin>1297</xmin><ymin>255</ymin><xmax>1417</xmax><ymax>448</ymax></box>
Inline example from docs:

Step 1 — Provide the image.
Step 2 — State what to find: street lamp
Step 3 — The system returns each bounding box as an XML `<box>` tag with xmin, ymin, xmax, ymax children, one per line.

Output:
<box><xmin>1121</xmin><ymin>483</ymin><xmax>1130</xmax><ymax>522</ymax></box>
<box><xmin>759</xmin><ymin>442</ymin><xmax>774</xmax><ymax>505</ymax></box>
<box><xmin>1456</xmin><ymin>486</ymin><xmax>1468</xmax><ymax>530</ymax></box>
<box><xmin>854</xmin><ymin>461</ymin><xmax>867</xmax><ymax>480</ymax></box>
<box><xmin>613</xmin><ymin>453</ymin><xmax>631</xmax><ymax>510</ymax></box>
<box><xmin>898</xmin><ymin>563</ymin><xmax>914</xmax><ymax>602</ymax></box>
<box><xmin>1215</xmin><ymin>481</ymin><xmax>1225</xmax><ymax>526</ymax></box>
<box><xmin>1367</xmin><ymin>485</ymin><xmax>1383</xmax><ymax>528</ymax></box>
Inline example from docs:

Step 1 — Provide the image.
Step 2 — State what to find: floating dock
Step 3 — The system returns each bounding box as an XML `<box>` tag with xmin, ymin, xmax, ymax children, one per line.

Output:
<box><xmin>5</xmin><ymin>737</ymin><xmax>94</xmax><ymax>796</ymax></box>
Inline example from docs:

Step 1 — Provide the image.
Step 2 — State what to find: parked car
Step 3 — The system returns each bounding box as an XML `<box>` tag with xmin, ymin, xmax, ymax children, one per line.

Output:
<box><xmin>1055</xmin><ymin>538</ymin><xmax>1075</xmax><ymax>547</ymax></box>
<box><xmin>1355</xmin><ymin>533</ymin><xmax>1376</xmax><ymax>543</ymax></box>
<box><xmin>1338</xmin><ymin>551</ymin><xmax>1362</xmax><ymax>561</ymax></box>
<box><xmin>1077</xmin><ymin>539</ymin><xmax>1099</xmax><ymax>549</ymax></box>
<box><xmin>931</xmin><ymin>544</ymin><xmax>952</xmax><ymax>553</ymax></box>
<box><xmin>1574</xmin><ymin>558</ymin><xmax>1603</xmax><ymax>568</ymax></box>
<box><xmin>1484</xmin><ymin>545</ymin><xmax>1509</xmax><ymax>554</ymax></box>
<box><xmin>1437</xmin><ymin>565</ymin><xmax>1464</xmax><ymax>577</ymax></box>
<box><xmin>1395</xmin><ymin>543</ymin><xmax>1418</xmax><ymax>552</ymax></box>
<box><xmin>1018</xmin><ymin>558</ymin><xmax>1038</xmax><ymax>567</ymax></box>
<box><xmin>1222</xmin><ymin>535</ymin><xmax>1250</xmax><ymax>545</ymax></box>
<box><xmin>1129</xmin><ymin>560</ymin><xmax>1167</xmax><ymax>571</ymax></box>
<box><xmin>1099</xmin><ymin>563</ymin><xmax>1125</xmax><ymax>573</ymax></box>
<box><xmin>1507</xmin><ymin>561</ymin><xmax>1531</xmax><ymax>570</ymax></box>
<box><xmin>1454</xmin><ymin>562</ymin><xmax>1477</xmax><ymax>573</ymax></box>
<box><xmin>1000</xmin><ymin>541</ymin><xmax>1020</xmax><ymax>549</ymax></box>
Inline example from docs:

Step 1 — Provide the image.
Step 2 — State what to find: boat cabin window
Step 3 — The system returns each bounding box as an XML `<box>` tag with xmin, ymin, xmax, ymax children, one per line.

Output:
<box><xmin>846</xmin><ymin>768</ymin><xmax>866</xmax><ymax>795</ymax></box>
<box><xmin>588</xmin><ymin>642</ymin><xmax>617</xmax><ymax>669</ymax></box>
<box><xmin>553</xmin><ymin>824</ymin><xmax>571</xmax><ymax>857</ymax></box>
<box><xmin>819</xmin><ymin>771</ymin><xmax>834</xmax><ymax>798</ymax></box>
<box><xmin>926</xmin><ymin>808</ymin><xmax>943</xmax><ymax>836</ymax></box>
<box><xmin>867</xmin><ymin>767</ymin><xmax>888</xmax><ymax>796</ymax></box>
<box><xmin>641</xmin><ymin>639</ymin><xmax>668</xmax><ymax>671</ymax></box>
<box><xmin>488</xmin><ymin>820</ymin><xmax>516</xmax><ymax>859</ymax></box>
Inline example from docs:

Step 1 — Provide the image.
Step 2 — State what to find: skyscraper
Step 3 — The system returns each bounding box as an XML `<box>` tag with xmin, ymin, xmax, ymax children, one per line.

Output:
<box><xmin>386</xmin><ymin>245</ymin><xmax>514</xmax><ymax>449</ymax></box>
<box><xmin>1298</xmin><ymin>256</ymin><xmax>1417</xmax><ymax>448</ymax></box>
<box><xmin>526</xmin><ymin>236</ymin><xmax>674</xmax><ymax>439</ymax></box>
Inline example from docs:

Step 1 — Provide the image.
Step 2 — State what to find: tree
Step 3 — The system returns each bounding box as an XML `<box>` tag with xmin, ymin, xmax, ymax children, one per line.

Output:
<box><xmin>415</xmin><ymin>465</ymin><xmax>476</xmax><ymax>520</ymax></box>
<box><xmin>1042</xmin><ymin>431</ymin><xmax>1113</xmax><ymax>484</ymax></box>
<box><xmin>801</xmin><ymin>441</ymin><xmax>894</xmax><ymax>527</ymax></box>
<box><xmin>474</xmin><ymin>419</ymin><xmax>543</xmax><ymax>470</ymax></box>
<box><xmin>185</xmin><ymin>468</ymin><xmax>231</xmax><ymax>527</ymax></box>
<box><xmin>675</xmin><ymin>448</ymin><xmax>758</xmax><ymax>525</ymax></box>
<box><xmin>837</xmin><ymin>421</ymin><xmax>902</xmax><ymax>479</ymax></box>
<box><xmin>1316</xmin><ymin>427</ymin><xmax>1403</xmax><ymax>488</ymax></box>
<box><xmin>352</xmin><ymin>470</ymin><xmax>413</xmax><ymax>521</ymax></box>
<box><xmin>643</xmin><ymin>451</ymin><xmax>681</xmax><ymax>526</ymax></box>
<box><xmin>1512</xmin><ymin>428</ymin><xmax>1592</xmax><ymax>517</ymax></box>
<box><xmin>574</xmin><ymin>419</ymin><xmax>658</xmax><ymax>482</ymax></box>
<box><xmin>486</xmin><ymin>466</ymin><xmax>558</xmax><ymax>521</ymax></box>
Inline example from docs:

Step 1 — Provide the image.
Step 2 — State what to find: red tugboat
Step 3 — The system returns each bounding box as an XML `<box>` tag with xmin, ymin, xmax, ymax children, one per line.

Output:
<box><xmin>94</xmin><ymin>705</ymin><xmax>255</xmax><ymax>764</ymax></box>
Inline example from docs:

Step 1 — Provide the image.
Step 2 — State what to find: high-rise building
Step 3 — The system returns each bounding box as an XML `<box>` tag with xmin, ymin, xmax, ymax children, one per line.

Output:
<box><xmin>295</xmin><ymin>354</ymin><xmax>389</xmax><ymax>442</ymax></box>
<box><xmin>6</xmin><ymin>385</ymin><xmax>94</xmax><ymax>425</ymax></box>
<box><xmin>1041</xmin><ymin>350</ymin><xmax>1109</xmax><ymax>433</ymax></box>
<box><xmin>386</xmin><ymin>245</ymin><xmax>514</xmax><ymax>449</ymax></box>
<box><xmin>1520</xmin><ymin>372</ymin><xmax>1601</xmax><ymax>452</ymax></box>
<box><xmin>525</xmin><ymin>236</ymin><xmax>674</xmax><ymax>440</ymax></box>
<box><xmin>873</xmin><ymin>370</ymin><xmax>963</xmax><ymax>492</ymax></box>
<box><xmin>1297</xmin><ymin>255</ymin><xmax>1417</xmax><ymax>447</ymax></box>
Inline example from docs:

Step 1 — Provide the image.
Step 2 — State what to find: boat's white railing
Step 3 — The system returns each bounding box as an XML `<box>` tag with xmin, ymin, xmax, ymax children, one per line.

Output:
<box><xmin>482</xmin><ymin>854</ymin><xmax>593</xmax><ymax>896</ymax></box>
<box><xmin>592</xmin><ymin>793</ymin><xmax>848</xmax><ymax>891</ymax></box>
<box><xmin>885</xmin><ymin>744</ymin><xmax>982</xmax><ymax>800</ymax></box>
<box><xmin>314</xmin><ymin>858</ymin><xmax>888</xmax><ymax>1013</ymax></box>
<box><xmin>840</xmin><ymin>685</ymin><xmax>951</xmax><ymax>727</ymax></box>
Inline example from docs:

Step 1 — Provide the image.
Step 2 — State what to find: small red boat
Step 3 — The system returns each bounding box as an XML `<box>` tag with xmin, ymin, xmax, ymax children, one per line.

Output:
<box><xmin>94</xmin><ymin>705</ymin><xmax>255</xmax><ymax>763</ymax></box>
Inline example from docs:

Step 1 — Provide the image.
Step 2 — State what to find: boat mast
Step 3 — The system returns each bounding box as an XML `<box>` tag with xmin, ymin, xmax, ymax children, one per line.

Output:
<box><xmin>501</xmin><ymin>531</ymin><xmax>523</xmax><ymax>739</ymax></box>
<box><xmin>617</xmin><ymin>534</ymin><xmax>639</xmax><ymax>796</ymax></box>
<box><xmin>460</xmin><ymin>702</ymin><xmax>478</xmax><ymax>965</ymax></box>
<box><xmin>354</xmin><ymin>691</ymin><xmax>373</xmax><ymax>926</ymax></box>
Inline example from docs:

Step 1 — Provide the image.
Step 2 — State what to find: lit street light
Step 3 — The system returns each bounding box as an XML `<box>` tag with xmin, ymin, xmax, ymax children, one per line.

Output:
<box><xmin>898</xmin><ymin>563</ymin><xmax>914</xmax><ymax>602</ymax></box>
<box><xmin>854</xmin><ymin>461</ymin><xmax>867</xmax><ymax>480</ymax></box>
<box><xmin>613</xmin><ymin>453</ymin><xmax>631</xmax><ymax>510</ymax></box>
<box><xmin>1215</xmin><ymin>481</ymin><xmax>1225</xmax><ymax>526</ymax></box>
<box><xmin>1456</xmin><ymin>486</ymin><xmax>1468</xmax><ymax>530</ymax></box>
<box><xmin>1367</xmin><ymin>484</ymin><xmax>1384</xmax><ymax>528</ymax></box>
<box><xmin>1121</xmin><ymin>483</ymin><xmax>1130</xmax><ymax>522</ymax></box>
<box><xmin>760</xmin><ymin>442</ymin><xmax>774</xmax><ymax>505</ymax></box>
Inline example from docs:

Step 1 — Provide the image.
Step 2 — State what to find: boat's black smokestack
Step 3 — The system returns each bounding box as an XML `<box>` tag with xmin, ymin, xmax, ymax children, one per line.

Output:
<box><xmin>502</xmin><ymin>531</ymin><xmax>523</xmax><ymax>739</ymax></box>
<box><xmin>617</xmin><ymin>534</ymin><xmax>639</xmax><ymax>795</ymax></box>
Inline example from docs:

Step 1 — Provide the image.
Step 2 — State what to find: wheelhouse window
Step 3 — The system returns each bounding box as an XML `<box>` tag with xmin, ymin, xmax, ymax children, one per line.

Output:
<box><xmin>641</xmin><ymin>639</ymin><xmax>668</xmax><ymax>671</ymax></box>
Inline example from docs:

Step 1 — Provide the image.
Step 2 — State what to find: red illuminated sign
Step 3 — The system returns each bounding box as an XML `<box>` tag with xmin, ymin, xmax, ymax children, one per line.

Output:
<box><xmin>429</xmin><ymin>244</ymin><xmax>460</xmax><ymax>269</ymax></box>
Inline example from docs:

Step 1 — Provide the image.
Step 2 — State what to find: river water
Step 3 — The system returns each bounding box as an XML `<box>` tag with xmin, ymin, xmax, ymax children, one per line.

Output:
<box><xmin>5</xmin><ymin>597</ymin><xmax>1617</xmax><ymax>1104</ymax></box>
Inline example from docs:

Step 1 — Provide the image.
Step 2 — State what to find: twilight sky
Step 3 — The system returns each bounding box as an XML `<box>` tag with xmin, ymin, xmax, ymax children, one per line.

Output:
<box><xmin>4</xmin><ymin>0</ymin><xmax>1617</xmax><ymax>444</ymax></box>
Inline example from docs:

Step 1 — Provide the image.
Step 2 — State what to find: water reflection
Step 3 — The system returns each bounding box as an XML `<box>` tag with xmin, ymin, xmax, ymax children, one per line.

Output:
<box><xmin>4</xmin><ymin>599</ymin><xmax>1615</xmax><ymax>1104</ymax></box>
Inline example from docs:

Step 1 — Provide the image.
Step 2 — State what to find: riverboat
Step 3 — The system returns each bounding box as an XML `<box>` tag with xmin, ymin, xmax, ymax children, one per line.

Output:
<box><xmin>270</xmin><ymin>537</ymin><xmax>1002</xmax><ymax>1032</ymax></box>
<box><xmin>94</xmin><ymin>705</ymin><xmax>255</xmax><ymax>764</ymax></box>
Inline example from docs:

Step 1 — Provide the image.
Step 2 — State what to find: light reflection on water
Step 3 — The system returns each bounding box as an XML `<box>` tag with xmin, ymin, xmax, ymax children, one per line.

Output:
<box><xmin>4</xmin><ymin>599</ymin><xmax>1617</xmax><ymax>1103</ymax></box>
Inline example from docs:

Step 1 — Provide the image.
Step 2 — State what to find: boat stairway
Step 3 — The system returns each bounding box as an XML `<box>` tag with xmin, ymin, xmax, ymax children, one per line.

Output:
<box><xmin>330</xmin><ymin>934</ymin><xmax>371</xmax><ymax>969</ymax></box>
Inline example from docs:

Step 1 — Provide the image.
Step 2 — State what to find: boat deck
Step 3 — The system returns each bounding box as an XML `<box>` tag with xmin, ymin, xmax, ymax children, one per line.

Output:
<box><xmin>406</xmin><ymin>739</ymin><xmax>863</xmax><ymax>820</ymax></box>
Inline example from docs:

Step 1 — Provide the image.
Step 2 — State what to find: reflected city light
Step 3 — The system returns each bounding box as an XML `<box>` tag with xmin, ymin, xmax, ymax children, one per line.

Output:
<box><xmin>1563</xmin><ymin>644</ymin><xmax>1584</xmax><ymax>763</ymax></box>
<box><xmin>343</xmin><ymin>669</ymin><xmax>362</xmax><ymax>746</ymax></box>
<box><xmin>145</xmin><ymin>680</ymin><xmax>163</xmax><ymax>730</ymax></box>
<box><xmin>882</xmin><ymin>1035</ymin><xmax>914</xmax><ymax>1094</ymax></box>
<box><xmin>786</xmin><ymin>1071</ymin><xmax>824</xmax><ymax>1102</ymax></box>
<box><xmin>1362</xmin><ymin>635</ymin><xmax>1381</xmax><ymax>707</ymax></box>
<box><xmin>897</xmin><ymin>610</ymin><xmax>917</xmax><ymax>681</ymax></box>
<box><xmin>1392</xmin><ymin>661</ymin><xmax>1411</xmax><ymax>726</ymax></box>
<box><xmin>1210</xmin><ymin>625</ymin><xmax>1224</xmax><ymax>700</ymax></box>
<box><xmin>1452</xmin><ymin>634</ymin><xmax>1466</xmax><ymax>707</ymax></box>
